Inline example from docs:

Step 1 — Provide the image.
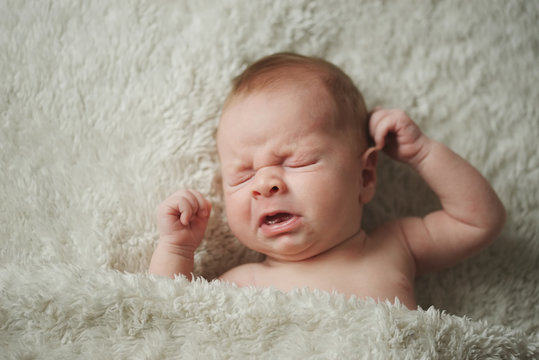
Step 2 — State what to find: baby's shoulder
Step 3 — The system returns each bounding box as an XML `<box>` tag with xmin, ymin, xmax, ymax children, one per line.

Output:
<box><xmin>368</xmin><ymin>219</ymin><xmax>406</xmax><ymax>243</ymax></box>
<box><xmin>366</xmin><ymin>219</ymin><xmax>414</xmax><ymax>259</ymax></box>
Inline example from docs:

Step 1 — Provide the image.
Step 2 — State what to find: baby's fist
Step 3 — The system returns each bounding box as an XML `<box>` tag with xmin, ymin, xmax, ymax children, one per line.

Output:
<box><xmin>156</xmin><ymin>189</ymin><xmax>212</xmax><ymax>250</ymax></box>
<box><xmin>369</xmin><ymin>108</ymin><xmax>428</xmax><ymax>168</ymax></box>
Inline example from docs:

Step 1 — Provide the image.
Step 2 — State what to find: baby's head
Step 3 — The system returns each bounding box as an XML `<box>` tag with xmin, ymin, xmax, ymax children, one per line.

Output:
<box><xmin>216</xmin><ymin>53</ymin><xmax>378</xmax><ymax>262</ymax></box>
<box><xmin>221</xmin><ymin>52</ymin><xmax>371</xmax><ymax>154</ymax></box>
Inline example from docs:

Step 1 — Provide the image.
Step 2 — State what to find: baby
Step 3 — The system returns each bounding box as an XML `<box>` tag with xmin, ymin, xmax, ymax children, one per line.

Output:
<box><xmin>149</xmin><ymin>53</ymin><xmax>506</xmax><ymax>309</ymax></box>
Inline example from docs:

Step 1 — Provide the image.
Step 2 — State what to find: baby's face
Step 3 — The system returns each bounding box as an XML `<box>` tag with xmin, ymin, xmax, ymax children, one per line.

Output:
<box><xmin>217</xmin><ymin>83</ymin><xmax>368</xmax><ymax>261</ymax></box>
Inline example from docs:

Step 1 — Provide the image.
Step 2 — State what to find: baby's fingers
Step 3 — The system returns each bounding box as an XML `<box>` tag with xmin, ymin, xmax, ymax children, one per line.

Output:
<box><xmin>177</xmin><ymin>190</ymin><xmax>212</xmax><ymax>226</ymax></box>
<box><xmin>177</xmin><ymin>195</ymin><xmax>196</xmax><ymax>226</ymax></box>
<box><xmin>369</xmin><ymin>108</ymin><xmax>393</xmax><ymax>150</ymax></box>
<box><xmin>189</xmin><ymin>190</ymin><xmax>212</xmax><ymax>218</ymax></box>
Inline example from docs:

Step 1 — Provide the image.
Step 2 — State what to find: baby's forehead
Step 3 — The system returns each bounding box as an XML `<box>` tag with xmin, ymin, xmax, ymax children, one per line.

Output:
<box><xmin>224</xmin><ymin>74</ymin><xmax>336</xmax><ymax>116</ymax></box>
<box><xmin>219</xmin><ymin>83</ymin><xmax>337</xmax><ymax>131</ymax></box>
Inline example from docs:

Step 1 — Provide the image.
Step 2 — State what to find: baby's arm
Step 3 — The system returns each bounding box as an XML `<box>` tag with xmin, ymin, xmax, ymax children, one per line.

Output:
<box><xmin>370</xmin><ymin>109</ymin><xmax>506</xmax><ymax>274</ymax></box>
<box><xmin>149</xmin><ymin>189</ymin><xmax>211</xmax><ymax>280</ymax></box>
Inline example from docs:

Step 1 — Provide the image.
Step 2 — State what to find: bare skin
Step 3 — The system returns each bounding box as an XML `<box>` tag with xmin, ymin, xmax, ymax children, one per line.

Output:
<box><xmin>149</xmin><ymin>81</ymin><xmax>505</xmax><ymax>309</ymax></box>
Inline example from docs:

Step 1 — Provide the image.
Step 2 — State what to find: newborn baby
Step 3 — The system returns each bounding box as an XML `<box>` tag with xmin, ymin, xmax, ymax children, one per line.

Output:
<box><xmin>149</xmin><ymin>52</ymin><xmax>505</xmax><ymax>309</ymax></box>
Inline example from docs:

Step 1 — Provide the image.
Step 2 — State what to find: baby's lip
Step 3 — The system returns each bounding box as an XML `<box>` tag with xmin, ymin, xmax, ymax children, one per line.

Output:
<box><xmin>258</xmin><ymin>211</ymin><xmax>296</xmax><ymax>227</ymax></box>
<box><xmin>258</xmin><ymin>211</ymin><xmax>302</xmax><ymax>237</ymax></box>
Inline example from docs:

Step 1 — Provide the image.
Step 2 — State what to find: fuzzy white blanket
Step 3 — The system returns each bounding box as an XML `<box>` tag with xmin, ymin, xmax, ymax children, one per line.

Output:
<box><xmin>1</xmin><ymin>0</ymin><xmax>538</xmax><ymax>358</ymax></box>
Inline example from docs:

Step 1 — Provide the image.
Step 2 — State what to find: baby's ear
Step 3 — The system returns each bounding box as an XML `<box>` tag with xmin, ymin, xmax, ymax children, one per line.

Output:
<box><xmin>359</xmin><ymin>147</ymin><xmax>378</xmax><ymax>204</ymax></box>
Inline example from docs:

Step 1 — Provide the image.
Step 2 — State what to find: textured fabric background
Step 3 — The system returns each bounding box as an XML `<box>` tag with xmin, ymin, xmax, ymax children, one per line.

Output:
<box><xmin>1</xmin><ymin>0</ymin><xmax>538</xmax><ymax>358</ymax></box>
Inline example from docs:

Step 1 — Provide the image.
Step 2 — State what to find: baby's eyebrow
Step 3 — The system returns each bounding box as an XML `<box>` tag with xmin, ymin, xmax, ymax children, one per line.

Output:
<box><xmin>225</xmin><ymin>155</ymin><xmax>258</xmax><ymax>172</ymax></box>
<box><xmin>227</xmin><ymin>155</ymin><xmax>283</xmax><ymax>173</ymax></box>
<box><xmin>227</xmin><ymin>160</ymin><xmax>251</xmax><ymax>172</ymax></box>
<box><xmin>253</xmin><ymin>151</ymin><xmax>294</xmax><ymax>169</ymax></box>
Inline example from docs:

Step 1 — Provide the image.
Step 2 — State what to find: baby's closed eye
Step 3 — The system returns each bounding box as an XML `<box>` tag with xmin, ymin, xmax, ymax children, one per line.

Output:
<box><xmin>284</xmin><ymin>157</ymin><xmax>320</xmax><ymax>169</ymax></box>
<box><xmin>228</xmin><ymin>171</ymin><xmax>255</xmax><ymax>186</ymax></box>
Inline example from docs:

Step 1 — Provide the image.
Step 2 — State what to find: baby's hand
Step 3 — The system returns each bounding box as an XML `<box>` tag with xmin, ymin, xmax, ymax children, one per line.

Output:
<box><xmin>156</xmin><ymin>189</ymin><xmax>212</xmax><ymax>252</ymax></box>
<box><xmin>369</xmin><ymin>108</ymin><xmax>429</xmax><ymax>168</ymax></box>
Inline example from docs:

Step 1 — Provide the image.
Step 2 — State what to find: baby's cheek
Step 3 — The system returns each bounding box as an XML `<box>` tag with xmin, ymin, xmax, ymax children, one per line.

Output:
<box><xmin>303</xmin><ymin>171</ymin><xmax>334</xmax><ymax>194</ymax></box>
<box><xmin>225</xmin><ymin>195</ymin><xmax>251</xmax><ymax>229</ymax></box>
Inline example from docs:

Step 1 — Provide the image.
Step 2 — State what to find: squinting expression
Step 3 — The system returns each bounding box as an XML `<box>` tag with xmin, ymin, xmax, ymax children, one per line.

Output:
<box><xmin>217</xmin><ymin>82</ymin><xmax>367</xmax><ymax>262</ymax></box>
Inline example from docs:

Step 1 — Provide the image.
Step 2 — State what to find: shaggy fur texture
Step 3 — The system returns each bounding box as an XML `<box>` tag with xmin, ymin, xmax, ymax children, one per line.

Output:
<box><xmin>1</xmin><ymin>0</ymin><xmax>538</xmax><ymax>358</ymax></box>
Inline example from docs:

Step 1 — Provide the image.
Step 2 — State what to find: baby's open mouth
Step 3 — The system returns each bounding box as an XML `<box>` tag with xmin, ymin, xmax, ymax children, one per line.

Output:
<box><xmin>259</xmin><ymin>212</ymin><xmax>301</xmax><ymax>237</ymax></box>
<box><xmin>264</xmin><ymin>213</ymin><xmax>293</xmax><ymax>225</ymax></box>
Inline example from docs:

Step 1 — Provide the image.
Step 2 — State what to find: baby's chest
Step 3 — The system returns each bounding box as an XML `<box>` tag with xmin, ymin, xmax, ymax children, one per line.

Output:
<box><xmin>255</xmin><ymin>260</ymin><xmax>414</xmax><ymax>303</ymax></box>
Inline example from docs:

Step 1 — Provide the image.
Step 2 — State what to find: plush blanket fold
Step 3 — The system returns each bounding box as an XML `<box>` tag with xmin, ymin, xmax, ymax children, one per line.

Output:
<box><xmin>1</xmin><ymin>264</ymin><xmax>536</xmax><ymax>359</ymax></box>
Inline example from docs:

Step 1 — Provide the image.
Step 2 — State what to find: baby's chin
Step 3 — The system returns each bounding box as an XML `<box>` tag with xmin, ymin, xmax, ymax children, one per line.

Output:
<box><xmin>255</xmin><ymin>229</ymin><xmax>365</xmax><ymax>264</ymax></box>
<box><xmin>253</xmin><ymin>241</ymin><xmax>332</xmax><ymax>263</ymax></box>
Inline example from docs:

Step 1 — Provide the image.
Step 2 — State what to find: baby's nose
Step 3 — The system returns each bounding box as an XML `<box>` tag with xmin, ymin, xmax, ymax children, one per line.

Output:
<box><xmin>251</xmin><ymin>171</ymin><xmax>287</xmax><ymax>198</ymax></box>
